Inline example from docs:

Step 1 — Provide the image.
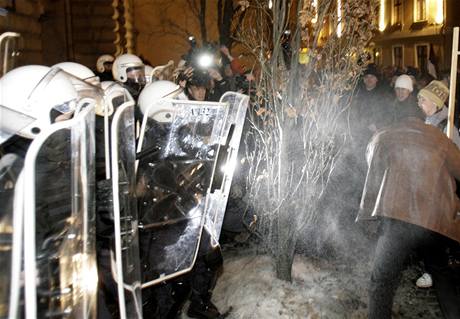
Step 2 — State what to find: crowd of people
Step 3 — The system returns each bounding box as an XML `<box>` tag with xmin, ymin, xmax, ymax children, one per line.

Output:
<box><xmin>345</xmin><ymin>62</ymin><xmax>460</xmax><ymax>318</ymax></box>
<box><xmin>2</xmin><ymin>33</ymin><xmax>460</xmax><ymax>319</ymax></box>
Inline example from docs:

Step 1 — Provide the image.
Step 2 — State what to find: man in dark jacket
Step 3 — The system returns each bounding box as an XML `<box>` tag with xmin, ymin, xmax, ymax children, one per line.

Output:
<box><xmin>348</xmin><ymin>64</ymin><xmax>392</xmax><ymax>178</ymax></box>
<box><xmin>356</xmin><ymin>117</ymin><xmax>460</xmax><ymax>319</ymax></box>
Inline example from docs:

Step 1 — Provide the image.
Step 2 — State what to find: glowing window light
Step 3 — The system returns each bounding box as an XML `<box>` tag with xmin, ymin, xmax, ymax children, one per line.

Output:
<box><xmin>269</xmin><ymin>0</ymin><xmax>273</xmax><ymax>9</ymax></box>
<box><xmin>435</xmin><ymin>0</ymin><xmax>444</xmax><ymax>24</ymax></box>
<box><xmin>337</xmin><ymin>0</ymin><xmax>342</xmax><ymax>37</ymax></box>
<box><xmin>379</xmin><ymin>0</ymin><xmax>385</xmax><ymax>31</ymax></box>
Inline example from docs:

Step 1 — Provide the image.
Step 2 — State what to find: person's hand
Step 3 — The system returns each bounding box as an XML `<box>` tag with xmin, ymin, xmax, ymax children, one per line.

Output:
<box><xmin>220</xmin><ymin>45</ymin><xmax>230</xmax><ymax>57</ymax></box>
<box><xmin>245</xmin><ymin>72</ymin><xmax>255</xmax><ymax>82</ymax></box>
<box><xmin>178</xmin><ymin>66</ymin><xmax>194</xmax><ymax>88</ymax></box>
<box><xmin>183</xmin><ymin>66</ymin><xmax>194</xmax><ymax>79</ymax></box>
<box><xmin>208</xmin><ymin>68</ymin><xmax>223</xmax><ymax>81</ymax></box>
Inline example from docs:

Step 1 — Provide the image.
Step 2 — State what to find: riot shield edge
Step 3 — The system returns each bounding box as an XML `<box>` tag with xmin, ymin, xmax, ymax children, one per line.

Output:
<box><xmin>110</xmin><ymin>100</ymin><xmax>142</xmax><ymax>319</ymax></box>
<box><xmin>8</xmin><ymin>172</ymin><xmax>24</xmax><ymax>319</ymax></box>
<box><xmin>23</xmin><ymin>105</ymin><xmax>95</xmax><ymax>319</ymax></box>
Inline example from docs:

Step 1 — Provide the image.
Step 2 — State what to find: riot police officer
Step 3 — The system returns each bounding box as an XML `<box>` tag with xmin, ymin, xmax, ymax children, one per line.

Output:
<box><xmin>0</xmin><ymin>65</ymin><xmax>98</xmax><ymax>318</ymax></box>
<box><xmin>112</xmin><ymin>53</ymin><xmax>146</xmax><ymax>101</ymax></box>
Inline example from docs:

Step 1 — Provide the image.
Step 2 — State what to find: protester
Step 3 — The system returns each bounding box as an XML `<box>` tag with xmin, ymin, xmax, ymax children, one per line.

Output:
<box><xmin>390</xmin><ymin>74</ymin><xmax>425</xmax><ymax>124</ymax></box>
<box><xmin>356</xmin><ymin>117</ymin><xmax>460</xmax><ymax>319</ymax></box>
<box><xmin>418</xmin><ymin>80</ymin><xmax>460</xmax><ymax>147</ymax></box>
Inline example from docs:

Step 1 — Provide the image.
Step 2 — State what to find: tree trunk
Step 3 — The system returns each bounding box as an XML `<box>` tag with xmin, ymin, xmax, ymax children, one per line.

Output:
<box><xmin>275</xmin><ymin>248</ymin><xmax>295</xmax><ymax>282</ymax></box>
<box><xmin>274</xmin><ymin>205</ymin><xmax>297</xmax><ymax>282</ymax></box>
<box><xmin>219</xmin><ymin>0</ymin><xmax>233</xmax><ymax>47</ymax></box>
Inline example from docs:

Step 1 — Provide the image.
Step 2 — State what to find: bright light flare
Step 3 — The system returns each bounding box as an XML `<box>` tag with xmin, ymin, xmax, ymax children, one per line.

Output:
<box><xmin>268</xmin><ymin>0</ymin><xmax>273</xmax><ymax>9</ymax></box>
<box><xmin>197</xmin><ymin>53</ymin><xmax>213</xmax><ymax>68</ymax></box>
<box><xmin>221</xmin><ymin>158</ymin><xmax>237</xmax><ymax>176</ymax></box>
<box><xmin>73</xmin><ymin>253</ymin><xmax>98</xmax><ymax>295</ymax></box>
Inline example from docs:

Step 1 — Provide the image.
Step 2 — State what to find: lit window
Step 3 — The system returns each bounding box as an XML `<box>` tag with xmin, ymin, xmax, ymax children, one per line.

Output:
<box><xmin>435</xmin><ymin>0</ymin><xmax>444</xmax><ymax>24</ymax></box>
<box><xmin>414</xmin><ymin>0</ymin><xmax>426</xmax><ymax>21</ymax></box>
<box><xmin>392</xmin><ymin>0</ymin><xmax>403</xmax><ymax>25</ymax></box>
<box><xmin>374</xmin><ymin>48</ymin><xmax>382</xmax><ymax>65</ymax></box>
<box><xmin>379</xmin><ymin>0</ymin><xmax>386</xmax><ymax>31</ymax></box>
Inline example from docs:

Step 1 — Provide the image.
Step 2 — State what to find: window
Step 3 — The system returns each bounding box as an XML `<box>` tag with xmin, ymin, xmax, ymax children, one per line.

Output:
<box><xmin>414</xmin><ymin>0</ymin><xmax>426</xmax><ymax>21</ymax></box>
<box><xmin>378</xmin><ymin>0</ymin><xmax>385</xmax><ymax>31</ymax></box>
<box><xmin>373</xmin><ymin>48</ymin><xmax>382</xmax><ymax>65</ymax></box>
<box><xmin>392</xmin><ymin>0</ymin><xmax>403</xmax><ymax>25</ymax></box>
<box><xmin>392</xmin><ymin>45</ymin><xmax>403</xmax><ymax>68</ymax></box>
<box><xmin>416</xmin><ymin>44</ymin><xmax>429</xmax><ymax>73</ymax></box>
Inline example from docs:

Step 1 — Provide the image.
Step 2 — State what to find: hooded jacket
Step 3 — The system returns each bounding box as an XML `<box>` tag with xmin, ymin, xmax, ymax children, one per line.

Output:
<box><xmin>425</xmin><ymin>106</ymin><xmax>460</xmax><ymax>148</ymax></box>
<box><xmin>356</xmin><ymin>117</ymin><xmax>460</xmax><ymax>242</ymax></box>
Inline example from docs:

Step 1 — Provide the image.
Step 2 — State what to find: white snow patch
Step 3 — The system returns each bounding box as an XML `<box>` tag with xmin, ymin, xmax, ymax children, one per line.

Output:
<box><xmin>211</xmin><ymin>253</ymin><xmax>369</xmax><ymax>319</ymax></box>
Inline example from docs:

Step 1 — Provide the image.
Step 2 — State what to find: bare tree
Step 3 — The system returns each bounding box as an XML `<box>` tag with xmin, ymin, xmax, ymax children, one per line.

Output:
<box><xmin>218</xmin><ymin>0</ymin><xmax>250</xmax><ymax>48</ymax></box>
<box><xmin>240</xmin><ymin>0</ymin><xmax>377</xmax><ymax>281</ymax></box>
<box><xmin>141</xmin><ymin>0</ymin><xmax>248</xmax><ymax>49</ymax></box>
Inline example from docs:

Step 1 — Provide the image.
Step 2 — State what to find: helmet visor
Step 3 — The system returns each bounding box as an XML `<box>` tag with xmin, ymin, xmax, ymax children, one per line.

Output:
<box><xmin>0</xmin><ymin>104</ymin><xmax>36</xmax><ymax>144</ymax></box>
<box><xmin>126</xmin><ymin>66</ymin><xmax>146</xmax><ymax>85</ymax></box>
<box><xmin>53</xmin><ymin>100</ymin><xmax>76</xmax><ymax>115</ymax></box>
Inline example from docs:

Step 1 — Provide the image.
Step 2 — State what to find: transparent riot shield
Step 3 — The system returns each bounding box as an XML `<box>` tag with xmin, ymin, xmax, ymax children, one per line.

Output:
<box><xmin>0</xmin><ymin>154</ymin><xmax>24</xmax><ymax>319</ymax></box>
<box><xmin>205</xmin><ymin>92</ymin><xmax>249</xmax><ymax>246</ymax></box>
<box><xmin>110</xmin><ymin>101</ymin><xmax>143</xmax><ymax>319</ymax></box>
<box><xmin>23</xmin><ymin>104</ymin><xmax>97</xmax><ymax>319</ymax></box>
<box><xmin>136</xmin><ymin>98</ymin><xmax>228</xmax><ymax>288</ymax></box>
<box><xmin>0</xmin><ymin>32</ymin><xmax>21</xmax><ymax>77</ymax></box>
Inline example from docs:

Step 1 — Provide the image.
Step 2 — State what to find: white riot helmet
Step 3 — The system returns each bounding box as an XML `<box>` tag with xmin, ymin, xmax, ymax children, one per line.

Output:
<box><xmin>138</xmin><ymin>80</ymin><xmax>187</xmax><ymax>123</ymax></box>
<box><xmin>53</xmin><ymin>61</ymin><xmax>100</xmax><ymax>86</ymax></box>
<box><xmin>144</xmin><ymin>65</ymin><xmax>154</xmax><ymax>83</ymax></box>
<box><xmin>96</xmin><ymin>54</ymin><xmax>114</xmax><ymax>73</ymax></box>
<box><xmin>0</xmin><ymin>65</ymin><xmax>78</xmax><ymax>143</ymax></box>
<box><xmin>100</xmin><ymin>81</ymin><xmax>134</xmax><ymax>116</ymax></box>
<box><xmin>112</xmin><ymin>53</ymin><xmax>145</xmax><ymax>83</ymax></box>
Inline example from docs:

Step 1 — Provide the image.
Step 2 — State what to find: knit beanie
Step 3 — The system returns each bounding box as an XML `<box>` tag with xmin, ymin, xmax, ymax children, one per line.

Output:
<box><xmin>418</xmin><ymin>80</ymin><xmax>449</xmax><ymax>110</ymax></box>
<box><xmin>395</xmin><ymin>74</ymin><xmax>413</xmax><ymax>92</ymax></box>
<box><xmin>363</xmin><ymin>63</ymin><xmax>380</xmax><ymax>79</ymax></box>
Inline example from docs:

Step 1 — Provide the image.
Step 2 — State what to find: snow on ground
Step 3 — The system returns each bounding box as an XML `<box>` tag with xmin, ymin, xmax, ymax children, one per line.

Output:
<box><xmin>212</xmin><ymin>250</ymin><xmax>369</xmax><ymax>318</ymax></box>
<box><xmin>205</xmin><ymin>247</ymin><xmax>443</xmax><ymax>319</ymax></box>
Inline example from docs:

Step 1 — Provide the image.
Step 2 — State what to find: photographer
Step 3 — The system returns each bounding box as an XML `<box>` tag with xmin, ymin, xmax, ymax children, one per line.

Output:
<box><xmin>177</xmin><ymin>40</ymin><xmax>232</xmax><ymax>101</ymax></box>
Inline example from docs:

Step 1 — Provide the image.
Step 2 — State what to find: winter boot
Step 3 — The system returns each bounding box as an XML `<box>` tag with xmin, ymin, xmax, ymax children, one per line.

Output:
<box><xmin>187</xmin><ymin>299</ymin><xmax>221</xmax><ymax>319</ymax></box>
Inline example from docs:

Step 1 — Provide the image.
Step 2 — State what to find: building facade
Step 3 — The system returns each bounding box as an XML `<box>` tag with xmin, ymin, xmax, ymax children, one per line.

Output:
<box><xmin>371</xmin><ymin>0</ymin><xmax>459</xmax><ymax>74</ymax></box>
<box><xmin>1</xmin><ymin>0</ymin><xmax>124</xmax><ymax>69</ymax></box>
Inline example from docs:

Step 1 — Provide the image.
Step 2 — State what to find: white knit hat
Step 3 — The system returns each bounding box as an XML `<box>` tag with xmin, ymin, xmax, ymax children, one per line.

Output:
<box><xmin>395</xmin><ymin>74</ymin><xmax>413</xmax><ymax>92</ymax></box>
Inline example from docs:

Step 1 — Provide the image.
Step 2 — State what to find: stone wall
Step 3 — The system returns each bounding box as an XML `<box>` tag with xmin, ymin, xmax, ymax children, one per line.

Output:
<box><xmin>1</xmin><ymin>0</ymin><xmax>116</xmax><ymax>70</ymax></box>
<box><xmin>0</xmin><ymin>1</ymin><xmax>43</xmax><ymax>65</ymax></box>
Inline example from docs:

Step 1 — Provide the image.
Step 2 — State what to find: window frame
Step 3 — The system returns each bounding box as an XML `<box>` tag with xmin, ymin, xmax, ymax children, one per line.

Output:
<box><xmin>413</xmin><ymin>0</ymin><xmax>427</xmax><ymax>22</ymax></box>
<box><xmin>373</xmin><ymin>48</ymin><xmax>382</xmax><ymax>65</ymax></box>
<box><xmin>391</xmin><ymin>0</ymin><xmax>404</xmax><ymax>25</ymax></box>
<box><xmin>392</xmin><ymin>45</ymin><xmax>404</xmax><ymax>68</ymax></box>
<box><xmin>414</xmin><ymin>43</ymin><xmax>429</xmax><ymax>72</ymax></box>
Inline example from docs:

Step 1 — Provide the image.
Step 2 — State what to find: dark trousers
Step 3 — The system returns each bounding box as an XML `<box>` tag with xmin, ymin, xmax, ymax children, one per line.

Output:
<box><xmin>369</xmin><ymin>218</ymin><xmax>446</xmax><ymax>319</ymax></box>
<box><xmin>142</xmin><ymin>230</ymin><xmax>223</xmax><ymax>318</ymax></box>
